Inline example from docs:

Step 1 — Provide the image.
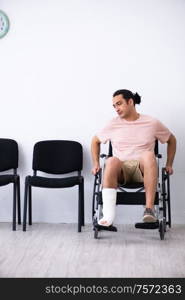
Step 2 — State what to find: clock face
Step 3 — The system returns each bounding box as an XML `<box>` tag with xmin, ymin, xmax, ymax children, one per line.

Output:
<box><xmin>0</xmin><ymin>10</ymin><xmax>9</xmax><ymax>38</ymax></box>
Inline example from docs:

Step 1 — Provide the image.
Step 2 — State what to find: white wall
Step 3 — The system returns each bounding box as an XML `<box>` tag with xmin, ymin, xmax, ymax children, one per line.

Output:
<box><xmin>0</xmin><ymin>0</ymin><xmax>185</xmax><ymax>224</ymax></box>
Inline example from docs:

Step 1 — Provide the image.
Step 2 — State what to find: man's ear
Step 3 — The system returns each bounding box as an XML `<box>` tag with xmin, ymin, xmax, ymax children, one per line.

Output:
<box><xmin>128</xmin><ymin>98</ymin><xmax>134</xmax><ymax>106</ymax></box>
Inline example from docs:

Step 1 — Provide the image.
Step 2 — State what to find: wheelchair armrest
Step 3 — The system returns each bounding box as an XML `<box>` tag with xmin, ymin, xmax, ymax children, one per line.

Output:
<box><xmin>94</xmin><ymin>168</ymin><xmax>102</xmax><ymax>185</ymax></box>
<box><xmin>95</xmin><ymin>168</ymin><xmax>102</xmax><ymax>177</ymax></box>
<box><xmin>162</xmin><ymin>167</ymin><xmax>168</xmax><ymax>174</ymax></box>
<box><xmin>162</xmin><ymin>167</ymin><xmax>170</xmax><ymax>180</ymax></box>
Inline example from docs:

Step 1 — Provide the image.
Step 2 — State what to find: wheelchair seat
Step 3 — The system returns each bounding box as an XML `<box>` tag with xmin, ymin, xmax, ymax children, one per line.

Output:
<box><xmin>119</xmin><ymin>182</ymin><xmax>144</xmax><ymax>189</ymax></box>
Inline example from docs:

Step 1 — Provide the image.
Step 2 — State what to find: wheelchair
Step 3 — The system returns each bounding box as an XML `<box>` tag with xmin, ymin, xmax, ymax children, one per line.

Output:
<box><xmin>92</xmin><ymin>141</ymin><xmax>171</xmax><ymax>240</ymax></box>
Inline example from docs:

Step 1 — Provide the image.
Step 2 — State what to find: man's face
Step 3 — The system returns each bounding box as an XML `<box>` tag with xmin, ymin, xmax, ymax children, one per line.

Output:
<box><xmin>112</xmin><ymin>95</ymin><xmax>133</xmax><ymax>118</ymax></box>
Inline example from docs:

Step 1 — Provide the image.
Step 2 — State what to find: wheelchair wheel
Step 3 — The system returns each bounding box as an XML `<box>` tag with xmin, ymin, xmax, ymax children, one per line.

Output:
<box><xmin>93</xmin><ymin>216</ymin><xmax>99</xmax><ymax>239</ymax></box>
<box><xmin>159</xmin><ymin>220</ymin><xmax>165</xmax><ymax>240</ymax></box>
<box><xmin>163</xmin><ymin>218</ymin><xmax>167</xmax><ymax>232</ymax></box>
<box><xmin>94</xmin><ymin>226</ymin><xmax>99</xmax><ymax>239</ymax></box>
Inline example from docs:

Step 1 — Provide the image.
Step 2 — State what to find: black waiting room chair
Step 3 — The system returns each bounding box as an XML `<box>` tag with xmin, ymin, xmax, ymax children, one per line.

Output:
<box><xmin>23</xmin><ymin>140</ymin><xmax>84</xmax><ymax>232</ymax></box>
<box><xmin>0</xmin><ymin>138</ymin><xmax>21</xmax><ymax>230</ymax></box>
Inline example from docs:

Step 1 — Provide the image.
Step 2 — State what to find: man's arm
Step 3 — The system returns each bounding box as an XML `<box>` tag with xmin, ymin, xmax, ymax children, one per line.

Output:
<box><xmin>91</xmin><ymin>135</ymin><xmax>101</xmax><ymax>175</ymax></box>
<box><xmin>165</xmin><ymin>133</ymin><xmax>177</xmax><ymax>174</ymax></box>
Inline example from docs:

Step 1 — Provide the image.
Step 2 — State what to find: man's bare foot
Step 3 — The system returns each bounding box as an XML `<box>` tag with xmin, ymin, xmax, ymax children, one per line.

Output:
<box><xmin>98</xmin><ymin>218</ymin><xmax>112</xmax><ymax>227</ymax></box>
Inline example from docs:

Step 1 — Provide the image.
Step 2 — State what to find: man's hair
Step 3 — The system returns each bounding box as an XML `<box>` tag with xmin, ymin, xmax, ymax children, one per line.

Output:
<box><xmin>113</xmin><ymin>89</ymin><xmax>141</xmax><ymax>105</ymax></box>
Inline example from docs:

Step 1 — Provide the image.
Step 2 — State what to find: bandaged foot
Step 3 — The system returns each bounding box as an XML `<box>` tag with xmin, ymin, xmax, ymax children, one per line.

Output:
<box><xmin>98</xmin><ymin>188</ymin><xmax>117</xmax><ymax>226</ymax></box>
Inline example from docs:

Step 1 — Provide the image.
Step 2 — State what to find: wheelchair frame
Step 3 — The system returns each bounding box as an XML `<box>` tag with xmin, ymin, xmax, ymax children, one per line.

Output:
<box><xmin>92</xmin><ymin>141</ymin><xmax>171</xmax><ymax>240</ymax></box>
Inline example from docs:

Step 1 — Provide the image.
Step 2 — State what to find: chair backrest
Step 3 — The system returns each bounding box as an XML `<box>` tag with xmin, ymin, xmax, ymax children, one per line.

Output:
<box><xmin>0</xmin><ymin>138</ymin><xmax>18</xmax><ymax>171</ymax></box>
<box><xmin>108</xmin><ymin>140</ymin><xmax>159</xmax><ymax>157</ymax></box>
<box><xmin>32</xmin><ymin>140</ymin><xmax>83</xmax><ymax>174</ymax></box>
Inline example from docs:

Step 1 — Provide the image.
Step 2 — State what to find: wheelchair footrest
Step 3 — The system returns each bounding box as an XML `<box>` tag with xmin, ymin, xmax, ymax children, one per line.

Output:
<box><xmin>135</xmin><ymin>221</ymin><xmax>159</xmax><ymax>229</ymax></box>
<box><xmin>94</xmin><ymin>224</ymin><xmax>118</xmax><ymax>232</ymax></box>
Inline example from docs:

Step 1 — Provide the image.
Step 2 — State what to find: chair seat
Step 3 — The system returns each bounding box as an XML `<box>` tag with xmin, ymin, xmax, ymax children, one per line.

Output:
<box><xmin>0</xmin><ymin>175</ymin><xmax>18</xmax><ymax>187</ymax></box>
<box><xmin>27</xmin><ymin>175</ymin><xmax>83</xmax><ymax>188</ymax></box>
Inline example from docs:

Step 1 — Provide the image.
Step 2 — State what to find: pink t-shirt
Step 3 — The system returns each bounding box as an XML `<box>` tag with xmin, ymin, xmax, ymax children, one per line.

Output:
<box><xmin>97</xmin><ymin>114</ymin><xmax>171</xmax><ymax>161</ymax></box>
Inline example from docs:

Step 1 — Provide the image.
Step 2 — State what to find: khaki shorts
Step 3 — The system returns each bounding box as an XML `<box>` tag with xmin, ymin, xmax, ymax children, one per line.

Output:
<box><xmin>120</xmin><ymin>160</ymin><xmax>143</xmax><ymax>184</ymax></box>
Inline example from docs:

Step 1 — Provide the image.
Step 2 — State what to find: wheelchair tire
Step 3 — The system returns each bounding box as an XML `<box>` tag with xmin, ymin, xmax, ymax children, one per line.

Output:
<box><xmin>163</xmin><ymin>218</ymin><xmax>167</xmax><ymax>232</ymax></box>
<box><xmin>159</xmin><ymin>220</ymin><xmax>165</xmax><ymax>240</ymax></box>
<box><xmin>94</xmin><ymin>227</ymin><xmax>98</xmax><ymax>239</ymax></box>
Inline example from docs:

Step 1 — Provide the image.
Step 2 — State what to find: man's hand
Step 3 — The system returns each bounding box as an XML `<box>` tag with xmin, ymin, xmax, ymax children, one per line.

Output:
<box><xmin>166</xmin><ymin>134</ymin><xmax>176</xmax><ymax>175</ymax></box>
<box><xmin>91</xmin><ymin>135</ymin><xmax>101</xmax><ymax>175</ymax></box>
<box><xmin>165</xmin><ymin>165</ymin><xmax>173</xmax><ymax>175</ymax></box>
<box><xmin>91</xmin><ymin>163</ymin><xmax>100</xmax><ymax>175</ymax></box>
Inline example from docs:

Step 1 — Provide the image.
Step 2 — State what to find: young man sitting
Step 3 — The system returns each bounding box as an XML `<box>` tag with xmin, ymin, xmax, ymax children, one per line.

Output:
<box><xmin>91</xmin><ymin>89</ymin><xmax>176</xmax><ymax>226</ymax></box>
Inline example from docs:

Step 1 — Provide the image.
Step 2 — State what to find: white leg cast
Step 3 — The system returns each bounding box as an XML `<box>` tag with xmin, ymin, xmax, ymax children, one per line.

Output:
<box><xmin>98</xmin><ymin>188</ymin><xmax>117</xmax><ymax>226</ymax></box>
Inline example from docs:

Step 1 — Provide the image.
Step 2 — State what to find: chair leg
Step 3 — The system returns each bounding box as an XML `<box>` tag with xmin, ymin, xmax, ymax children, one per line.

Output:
<box><xmin>12</xmin><ymin>182</ymin><xmax>16</xmax><ymax>231</ymax></box>
<box><xmin>23</xmin><ymin>178</ymin><xmax>29</xmax><ymax>231</ymax></box>
<box><xmin>81</xmin><ymin>178</ymin><xmax>85</xmax><ymax>226</ymax></box>
<box><xmin>17</xmin><ymin>176</ymin><xmax>21</xmax><ymax>225</ymax></box>
<box><xmin>78</xmin><ymin>184</ymin><xmax>82</xmax><ymax>232</ymax></box>
<box><xmin>28</xmin><ymin>185</ymin><xmax>32</xmax><ymax>225</ymax></box>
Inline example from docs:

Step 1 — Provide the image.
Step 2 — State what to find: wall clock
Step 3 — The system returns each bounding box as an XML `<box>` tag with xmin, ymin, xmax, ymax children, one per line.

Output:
<box><xmin>0</xmin><ymin>10</ymin><xmax>10</xmax><ymax>38</ymax></box>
